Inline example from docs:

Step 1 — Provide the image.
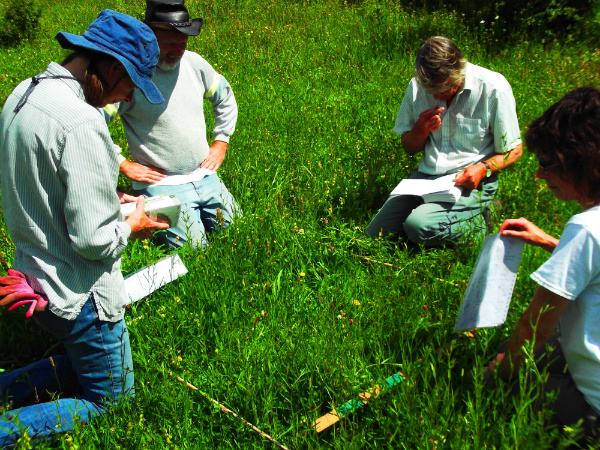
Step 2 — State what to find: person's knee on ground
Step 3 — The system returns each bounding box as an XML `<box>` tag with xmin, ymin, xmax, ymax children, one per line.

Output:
<box><xmin>403</xmin><ymin>209</ymin><xmax>449</xmax><ymax>246</ymax></box>
<box><xmin>405</xmin><ymin>206</ymin><xmax>487</xmax><ymax>246</ymax></box>
<box><xmin>365</xmin><ymin>223</ymin><xmax>403</xmax><ymax>241</ymax></box>
<box><xmin>199</xmin><ymin>177</ymin><xmax>243</xmax><ymax>235</ymax></box>
<box><xmin>365</xmin><ymin>195</ymin><xmax>421</xmax><ymax>241</ymax></box>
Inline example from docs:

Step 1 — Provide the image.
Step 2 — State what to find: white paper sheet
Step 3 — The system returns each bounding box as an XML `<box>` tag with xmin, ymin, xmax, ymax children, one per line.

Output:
<box><xmin>124</xmin><ymin>254</ymin><xmax>188</xmax><ymax>304</ymax></box>
<box><xmin>454</xmin><ymin>233</ymin><xmax>525</xmax><ymax>332</ymax></box>
<box><xmin>132</xmin><ymin>166</ymin><xmax>216</xmax><ymax>190</ymax></box>
<box><xmin>390</xmin><ymin>173</ymin><xmax>457</xmax><ymax>196</ymax></box>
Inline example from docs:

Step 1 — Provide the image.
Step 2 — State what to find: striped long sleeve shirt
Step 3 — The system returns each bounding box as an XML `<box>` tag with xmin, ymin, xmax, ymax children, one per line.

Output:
<box><xmin>0</xmin><ymin>62</ymin><xmax>131</xmax><ymax>322</ymax></box>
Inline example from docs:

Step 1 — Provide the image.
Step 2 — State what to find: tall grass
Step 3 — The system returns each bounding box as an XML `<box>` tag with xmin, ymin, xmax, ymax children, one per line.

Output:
<box><xmin>0</xmin><ymin>0</ymin><xmax>598</xmax><ymax>448</ymax></box>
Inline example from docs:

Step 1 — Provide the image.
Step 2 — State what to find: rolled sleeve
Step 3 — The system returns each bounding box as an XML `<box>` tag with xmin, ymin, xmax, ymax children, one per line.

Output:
<box><xmin>531</xmin><ymin>223</ymin><xmax>599</xmax><ymax>300</ymax></box>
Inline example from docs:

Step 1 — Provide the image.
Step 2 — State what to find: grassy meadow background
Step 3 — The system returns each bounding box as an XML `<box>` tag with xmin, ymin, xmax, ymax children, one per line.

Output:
<box><xmin>0</xmin><ymin>0</ymin><xmax>599</xmax><ymax>448</ymax></box>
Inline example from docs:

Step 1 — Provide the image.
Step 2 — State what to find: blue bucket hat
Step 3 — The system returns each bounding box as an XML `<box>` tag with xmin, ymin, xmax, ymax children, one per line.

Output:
<box><xmin>55</xmin><ymin>9</ymin><xmax>164</xmax><ymax>105</ymax></box>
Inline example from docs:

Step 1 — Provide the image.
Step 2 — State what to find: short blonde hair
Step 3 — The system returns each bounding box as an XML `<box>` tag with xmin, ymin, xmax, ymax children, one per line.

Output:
<box><xmin>415</xmin><ymin>36</ymin><xmax>467</xmax><ymax>94</ymax></box>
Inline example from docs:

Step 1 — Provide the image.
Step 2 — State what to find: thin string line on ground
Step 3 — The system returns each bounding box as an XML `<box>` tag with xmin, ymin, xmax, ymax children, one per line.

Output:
<box><xmin>174</xmin><ymin>375</ymin><xmax>290</xmax><ymax>450</ymax></box>
<box><xmin>314</xmin><ymin>240</ymin><xmax>462</xmax><ymax>289</ymax></box>
<box><xmin>349</xmin><ymin>252</ymin><xmax>462</xmax><ymax>289</ymax></box>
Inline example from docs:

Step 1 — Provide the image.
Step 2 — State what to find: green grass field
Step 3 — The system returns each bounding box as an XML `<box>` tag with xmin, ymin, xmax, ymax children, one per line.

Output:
<box><xmin>1</xmin><ymin>0</ymin><xmax>599</xmax><ymax>448</ymax></box>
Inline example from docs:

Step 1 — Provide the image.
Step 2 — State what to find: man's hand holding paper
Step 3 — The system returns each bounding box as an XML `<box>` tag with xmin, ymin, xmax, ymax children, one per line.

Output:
<box><xmin>126</xmin><ymin>196</ymin><xmax>170</xmax><ymax>240</ymax></box>
<box><xmin>454</xmin><ymin>163</ymin><xmax>487</xmax><ymax>190</ymax></box>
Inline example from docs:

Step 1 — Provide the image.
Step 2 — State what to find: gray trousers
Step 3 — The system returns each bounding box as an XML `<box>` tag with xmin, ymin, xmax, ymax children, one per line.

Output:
<box><xmin>366</xmin><ymin>170</ymin><xmax>498</xmax><ymax>246</ymax></box>
<box><xmin>498</xmin><ymin>335</ymin><xmax>600</xmax><ymax>445</ymax></box>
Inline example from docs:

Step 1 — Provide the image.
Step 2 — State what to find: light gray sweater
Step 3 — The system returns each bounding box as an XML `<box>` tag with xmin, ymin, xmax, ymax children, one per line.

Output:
<box><xmin>118</xmin><ymin>51</ymin><xmax>237</xmax><ymax>174</ymax></box>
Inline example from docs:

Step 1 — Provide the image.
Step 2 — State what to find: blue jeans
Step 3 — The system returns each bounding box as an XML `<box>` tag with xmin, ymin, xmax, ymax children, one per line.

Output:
<box><xmin>0</xmin><ymin>296</ymin><xmax>133</xmax><ymax>448</ymax></box>
<box><xmin>141</xmin><ymin>173</ymin><xmax>242</xmax><ymax>249</ymax></box>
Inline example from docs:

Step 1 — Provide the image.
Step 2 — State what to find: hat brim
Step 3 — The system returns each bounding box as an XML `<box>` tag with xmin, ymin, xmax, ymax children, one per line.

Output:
<box><xmin>55</xmin><ymin>31</ymin><xmax>164</xmax><ymax>105</ymax></box>
<box><xmin>146</xmin><ymin>17</ymin><xmax>203</xmax><ymax>36</ymax></box>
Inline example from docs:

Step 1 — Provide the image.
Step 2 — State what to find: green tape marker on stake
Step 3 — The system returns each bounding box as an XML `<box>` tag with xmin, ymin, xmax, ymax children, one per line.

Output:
<box><xmin>314</xmin><ymin>372</ymin><xmax>404</xmax><ymax>432</ymax></box>
<box><xmin>313</xmin><ymin>333</ymin><xmax>475</xmax><ymax>433</ymax></box>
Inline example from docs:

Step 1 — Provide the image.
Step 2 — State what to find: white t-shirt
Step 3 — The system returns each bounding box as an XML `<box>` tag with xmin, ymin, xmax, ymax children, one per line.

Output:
<box><xmin>531</xmin><ymin>205</ymin><xmax>600</xmax><ymax>411</ymax></box>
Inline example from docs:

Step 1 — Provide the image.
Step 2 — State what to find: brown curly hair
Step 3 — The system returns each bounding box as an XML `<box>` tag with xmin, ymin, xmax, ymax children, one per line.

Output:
<box><xmin>525</xmin><ymin>86</ymin><xmax>600</xmax><ymax>200</ymax></box>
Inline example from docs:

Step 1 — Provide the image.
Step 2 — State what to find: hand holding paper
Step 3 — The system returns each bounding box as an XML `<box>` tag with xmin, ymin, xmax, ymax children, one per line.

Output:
<box><xmin>499</xmin><ymin>218</ymin><xmax>559</xmax><ymax>253</ymax></box>
<box><xmin>126</xmin><ymin>196</ymin><xmax>170</xmax><ymax>240</ymax></box>
<box><xmin>118</xmin><ymin>191</ymin><xmax>139</xmax><ymax>204</ymax></box>
<box><xmin>390</xmin><ymin>173</ymin><xmax>463</xmax><ymax>203</ymax></box>
<box><xmin>454</xmin><ymin>163</ymin><xmax>486</xmax><ymax>190</ymax></box>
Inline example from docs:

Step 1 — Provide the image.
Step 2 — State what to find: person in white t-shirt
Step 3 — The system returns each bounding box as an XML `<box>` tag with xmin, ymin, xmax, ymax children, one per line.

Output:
<box><xmin>490</xmin><ymin>87</ymin><xmax>600</xmax><ymax>443</ymax></box>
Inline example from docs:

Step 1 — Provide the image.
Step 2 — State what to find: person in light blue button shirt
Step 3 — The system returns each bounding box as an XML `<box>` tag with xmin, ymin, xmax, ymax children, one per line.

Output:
<box><xmin>366</xmin><ymin>36</ymin><xmax>522</xmax><ymax>246</ymax></box>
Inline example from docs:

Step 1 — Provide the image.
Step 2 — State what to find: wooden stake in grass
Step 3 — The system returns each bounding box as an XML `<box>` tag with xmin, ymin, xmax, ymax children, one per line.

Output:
<box><xmin>175</xmin><ymin>376</ymin><xmax>290</xmax><ymax>450</ymax></box>
<box><xmin>314</xmin><ymin>372</ymin><xmax>404</xmax><ymax>433</ymax></box>
<box><xmin>314</xmin><ymin>331</ymin><xmax>476</xmax><ymax>433</ymax></box>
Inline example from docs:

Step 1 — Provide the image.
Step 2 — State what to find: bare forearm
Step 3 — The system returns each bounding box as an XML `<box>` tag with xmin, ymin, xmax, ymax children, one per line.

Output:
<box><xmin>500</xmin><ymin>320</ymin><xmax>535</xmax><ymax>379</ymax></box>
<box><xmin>498</xmin><ymin>287</ymin><xmax>570</xmax><ymax>379</ymax></box>
<box><xmin>499</xmin><ymin>218</ymin><xmax>559</xmax><ymax>253</ymax></box>
<box><xmin>485</xmin><ymin>144</ymin><xmax>523</xmax><ymax>174</ymax></box>
<box><xmin>401</xmin><ymin>128</ymin><xmax>429</xmax><ymax>155</ymax></box>
<box><xmin>400</xmin><ymin>106</ymin><xmax>445</xmax><ymax>155</ymax></box>
<box><xmin>457</xmin><ymin>144</ymin><xmax>524</xmax><ymax>190</ymax></box>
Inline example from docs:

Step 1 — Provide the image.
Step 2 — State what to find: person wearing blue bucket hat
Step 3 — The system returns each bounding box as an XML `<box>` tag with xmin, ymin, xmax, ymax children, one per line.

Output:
<box><xmin>55</xmin><ymin>8</ymin><xmax>164</xmax><ymax>105</ymax></box>
<box><xmin>0</xmin><ymin>9</ymin><xmax>169</xmax><ymax>447</ymax></box>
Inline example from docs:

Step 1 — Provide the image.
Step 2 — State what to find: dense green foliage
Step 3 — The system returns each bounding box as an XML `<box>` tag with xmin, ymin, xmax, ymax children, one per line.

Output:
<box><xmin>394</xmin><ymin>0</ymin><xmax>600</xmax><ymax>45</ymax></box>
<box><xmin>0</xmin><ymin>0</ymin><xmax>42</xmax><ymax>48</ymax></box>
<box><xmin>0</xmin><ymin>0</ymin><xmax>598</xmax><ymax>449</ymax></box>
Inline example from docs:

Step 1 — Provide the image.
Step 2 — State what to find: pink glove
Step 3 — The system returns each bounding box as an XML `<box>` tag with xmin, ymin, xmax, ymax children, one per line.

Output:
<box><xmin>0</xmin><ymin>269</ymin><xmax>48</xmax><ymax>318</ymax></box>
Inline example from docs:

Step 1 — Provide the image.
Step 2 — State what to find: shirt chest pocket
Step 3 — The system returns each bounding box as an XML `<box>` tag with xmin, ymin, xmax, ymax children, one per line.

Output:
<box><xmin>456</xmin><ymin>117</ymin><xmax>483</xmax><ymax>138</ymax></box>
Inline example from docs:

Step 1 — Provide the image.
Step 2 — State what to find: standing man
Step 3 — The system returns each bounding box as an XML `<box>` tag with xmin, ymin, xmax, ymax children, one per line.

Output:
<box><xmin>0</xmin><ymin>10</ymin><xmax>168</xmax><ymax>445</ymax></box>
<box><xmin>115</xmin><ymin>0</ymin><xmax>241</xmax><ymax>249</ymax></box>
<box><xmin>366</xmin><ymin>36</ymin><xmax>522</xmax><ymax>246</ymax></box>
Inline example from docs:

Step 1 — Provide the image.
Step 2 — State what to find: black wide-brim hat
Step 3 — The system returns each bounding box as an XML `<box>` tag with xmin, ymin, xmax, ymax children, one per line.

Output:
<box><xmin>144</xmin><ymin>0</ymin><xmax>203</xmax><ymax>36</ymax></box>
